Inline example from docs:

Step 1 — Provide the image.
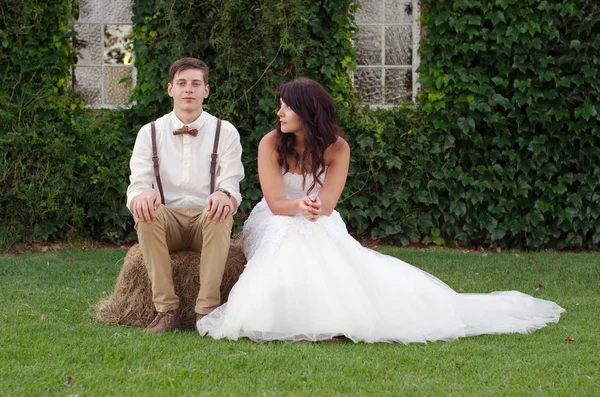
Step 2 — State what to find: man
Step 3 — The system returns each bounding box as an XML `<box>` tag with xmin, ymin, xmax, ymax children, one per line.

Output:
<box><xmin>127</xmin><ymin>57</ymin><xmax>244</xmax><ymax>333</ymax></box>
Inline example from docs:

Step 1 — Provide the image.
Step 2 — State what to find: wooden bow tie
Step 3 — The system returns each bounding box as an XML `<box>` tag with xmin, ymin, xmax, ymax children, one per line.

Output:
<box><xmin>173</xmin><ymin>125</ymin><xmax>198</xmax><ymax>137</ymax></box>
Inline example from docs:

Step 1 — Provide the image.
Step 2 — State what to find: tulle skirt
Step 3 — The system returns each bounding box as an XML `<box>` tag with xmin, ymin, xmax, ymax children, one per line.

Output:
<box><xmin>198</xmin><ymin>206</ymin><xmax>564</xmax><ymax>343</ymax></box>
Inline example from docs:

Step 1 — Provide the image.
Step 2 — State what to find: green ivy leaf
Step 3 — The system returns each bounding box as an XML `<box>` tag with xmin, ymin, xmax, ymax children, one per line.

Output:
<box><xmin>576</xmin><ymin>103</ymin><xmax>598</xmax><ymax>121</ymax></box>
<box><xmin>457</xmin><ymin>117</ymin><xmax>475</xmax><ymax>133</ymax></box>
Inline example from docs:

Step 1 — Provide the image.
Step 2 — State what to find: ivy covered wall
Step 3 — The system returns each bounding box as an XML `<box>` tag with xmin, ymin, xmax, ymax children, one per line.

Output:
<box><xmin>128</xmin><ymin>0</ymin><xmax>362</xmax><ymax>211</ymax></box>
<box><xmin>1</xmin><ymin>0</ymin><xmax>599</xmax><ymax>250</ymax></box>
<box><xmin>418</xmin><ymin>0</ymin><xmax>600</xmax><ymax>248</ymax></box>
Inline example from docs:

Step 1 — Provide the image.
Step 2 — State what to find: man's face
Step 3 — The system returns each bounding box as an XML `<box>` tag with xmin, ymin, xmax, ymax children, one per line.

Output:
<box><xmin>167</xmin><ymin>68</ymin><xmax>209</xmax><ymax>114</ymax></box>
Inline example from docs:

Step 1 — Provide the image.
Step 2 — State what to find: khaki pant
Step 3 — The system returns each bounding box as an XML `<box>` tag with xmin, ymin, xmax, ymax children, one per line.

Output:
<box><xmin>134</xmin><ymin>205</ymin><xmax>232</xmax><ymax>315</ymax></box>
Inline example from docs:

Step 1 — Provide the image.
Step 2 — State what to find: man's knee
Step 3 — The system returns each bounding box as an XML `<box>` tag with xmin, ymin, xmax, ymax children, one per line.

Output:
<box><xmin>134</xmin><ymin>205</ymin><xmax>167</xmax><ymax>230</ymax></box>
<box><xmin>201</xmin><ymin>209</ymin><xmax>234</xmax><ymax>232</ymax></box>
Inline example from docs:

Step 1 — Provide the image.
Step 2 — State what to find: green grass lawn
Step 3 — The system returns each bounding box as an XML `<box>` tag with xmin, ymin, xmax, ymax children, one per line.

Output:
<box><xmin>1</xmin><ymin>246</ymin><xmax>598</xmax><ymax>396</ymax></box>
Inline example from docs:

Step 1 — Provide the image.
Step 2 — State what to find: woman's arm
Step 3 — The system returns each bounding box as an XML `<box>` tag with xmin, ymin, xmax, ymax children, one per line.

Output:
<box><xmin>258</xmin><ymin>131</ymin><xmax>303</xmax><ymax>215</ymax></box>
<box><xmin>317</xmin><ymin>137</ymin><xmax>350</xmax><ymax>216</ymax></box>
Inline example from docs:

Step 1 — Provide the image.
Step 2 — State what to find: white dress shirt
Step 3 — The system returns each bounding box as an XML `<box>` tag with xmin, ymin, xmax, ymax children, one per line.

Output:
<box><xmin>127</xmin><ymin>111</ymin><xmax>244</xmax><ymax>212</ymax></box>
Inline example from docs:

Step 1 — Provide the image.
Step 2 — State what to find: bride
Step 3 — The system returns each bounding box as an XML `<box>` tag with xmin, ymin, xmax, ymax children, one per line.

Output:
<box><xmin>197</xmin><ymin>78</ymin><xmax>565</xmax><ymax>343</ymax></box>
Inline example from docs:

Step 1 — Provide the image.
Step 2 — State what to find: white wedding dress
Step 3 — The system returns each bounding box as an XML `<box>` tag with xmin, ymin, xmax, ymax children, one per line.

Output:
<box><xmin>197</xmin><ymin>171</ymin><xmax>565</xmax><ymax>343</ymax></box>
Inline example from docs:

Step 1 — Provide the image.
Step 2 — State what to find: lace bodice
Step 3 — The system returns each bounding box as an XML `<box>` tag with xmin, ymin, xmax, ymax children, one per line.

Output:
<box><xmin>242</xmin><ymin>170</ymin><xmax>356</xmax><ymax>260</ymax></box>
<box><xmin>282</xmin><ymin>171</ymin><xmax>322</xmax><ymax>199</ymax></box>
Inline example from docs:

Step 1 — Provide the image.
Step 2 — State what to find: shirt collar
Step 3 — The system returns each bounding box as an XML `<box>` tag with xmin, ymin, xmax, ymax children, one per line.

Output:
<box><xmin>170</xmin><ymin>111</ymin><xmax>206</xmax><ymax>131</ymax></box>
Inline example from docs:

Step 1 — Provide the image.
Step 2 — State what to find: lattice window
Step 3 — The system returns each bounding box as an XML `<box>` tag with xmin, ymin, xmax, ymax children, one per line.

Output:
<box><xmin>72</xmin><ymin>0</ymin><xmax>135</xmax><ymax>108</ymax></box>
<box><xmin>70</xmin><ymin>1</ymin><xmax>419</xmax><ymax>108</ymax></box>
<box><xmin>354</xmin><ymin>0</ymin><xmax>421</xmax><ymax>106</ymax></box>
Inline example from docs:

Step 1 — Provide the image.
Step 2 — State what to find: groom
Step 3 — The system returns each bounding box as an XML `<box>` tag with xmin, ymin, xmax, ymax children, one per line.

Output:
<box><xmin>126</xmin><ymin>57</ymin><xmax>245</xmax><ymax>333</ymax></box>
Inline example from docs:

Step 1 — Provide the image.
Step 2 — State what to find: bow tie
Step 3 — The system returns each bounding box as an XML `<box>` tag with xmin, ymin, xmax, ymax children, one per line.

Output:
<box><xmin>173</xmin><ymin>125</ymin><xmax>198</xmax><ymax>137</ymax></box>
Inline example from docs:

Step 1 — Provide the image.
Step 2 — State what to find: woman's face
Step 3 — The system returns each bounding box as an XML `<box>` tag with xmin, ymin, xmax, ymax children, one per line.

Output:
<box><xmin>277</xmin><ymin>99</ymin><xmax>303</xmax><ymax>134</ymax></box>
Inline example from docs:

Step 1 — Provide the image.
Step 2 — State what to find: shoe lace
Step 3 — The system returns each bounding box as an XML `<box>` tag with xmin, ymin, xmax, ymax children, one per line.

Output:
<box><xmin>150</xmin><ymin>310</ymin><xmax>175</xmax><ymax>326</ymax></box>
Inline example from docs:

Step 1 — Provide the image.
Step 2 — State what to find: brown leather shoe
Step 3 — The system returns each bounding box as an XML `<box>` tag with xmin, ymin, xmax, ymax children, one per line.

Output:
<box><xmin>146</xmin><ymin>309</ymin><xmax>181</xmax><ymax>333</ymax></box>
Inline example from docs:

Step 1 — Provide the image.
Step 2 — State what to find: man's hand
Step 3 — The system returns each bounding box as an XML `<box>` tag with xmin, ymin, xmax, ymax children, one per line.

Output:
<box><xmin>206</xmin><ymin>190</ymin><xmax>234</xmax><ymax>223</ymax></box>
<box><xmin>299</xmin><ymin>195</ymin><xmax>321</xmax><ymax>222</ymax></box>
<box><xmin>131</xmin><ymin>188</ymin><xmax>161</xmax><ymax>223</ymax></box>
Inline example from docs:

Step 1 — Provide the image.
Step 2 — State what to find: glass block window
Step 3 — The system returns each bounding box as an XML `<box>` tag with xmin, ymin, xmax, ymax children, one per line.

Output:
<box><xmin>354</xmin><ymin>0</ymin><xmax>421</xmax><ymax>106</ymax></box>
<box><xmin>72</xmin><ymin>0</ymin><xmax>135</xmax><ymax>108</ymax></box>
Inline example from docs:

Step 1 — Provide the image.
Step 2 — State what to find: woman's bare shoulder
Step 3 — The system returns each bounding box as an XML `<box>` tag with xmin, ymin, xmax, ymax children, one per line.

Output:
<box><xmin>258</xmin><ymin>130</ymin><xmax>279</xmax><ymax>164</ymax></box>
<box><xmin>326</xmin><ymin>136</ymin><xmax>350</xmax><ymax>159</ymax></box>
<box><xmin>259</xmin><ymin>130</ymin><xmax>278</xmax><ymax>148</ymax></box>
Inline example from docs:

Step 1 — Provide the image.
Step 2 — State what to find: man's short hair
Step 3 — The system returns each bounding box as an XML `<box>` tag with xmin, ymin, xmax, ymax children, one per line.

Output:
<box><xmin>169</xmin><ymin>58</ymin><xmax>209</xmax><ymax>84</ymax></box>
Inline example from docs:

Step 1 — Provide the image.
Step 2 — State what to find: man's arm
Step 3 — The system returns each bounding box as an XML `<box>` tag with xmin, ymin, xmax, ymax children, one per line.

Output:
<box><xmin>127</xmin><ymin>124</ymin><xmax>160</xmax><ymax>222</ymax></box>
<box><xmin>206</xmin><ymin>121</ymin><xmax>244</xmax><ymax>222</ymax></box>
<box><xmin>213</xmin><ymin>121</ymin><xmax>244</xmax><ymax>210</ymax></box>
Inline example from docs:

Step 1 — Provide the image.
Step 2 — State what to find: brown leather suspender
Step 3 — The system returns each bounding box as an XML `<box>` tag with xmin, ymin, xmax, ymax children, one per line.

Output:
<box><xmin>150</xmin><ymin>119</ymin><xmax>222</xmax><ymax>205</ymax></box>
<box><xmin>150</xmin><ymin>122</ymin><xmax>165</xmax><ymax>205</ymax></box>
<box><xmin>210</xmin><ymin>119</ymin><xmax>222</xmax><ymax>194</ymax></box>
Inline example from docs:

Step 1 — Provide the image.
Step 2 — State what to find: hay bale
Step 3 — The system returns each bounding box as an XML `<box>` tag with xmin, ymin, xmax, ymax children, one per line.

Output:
<box><xmin>95</xmin><ymin>238</ymin><xmax>247</xmax><ymax>329</ymax></box>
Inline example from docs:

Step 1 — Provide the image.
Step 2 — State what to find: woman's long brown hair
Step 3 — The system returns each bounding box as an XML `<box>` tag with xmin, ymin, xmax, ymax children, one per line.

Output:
<box><xmin>275</xmin><ymin>78</ymin><xmax>342</xmax><ymax>195</ymax></box>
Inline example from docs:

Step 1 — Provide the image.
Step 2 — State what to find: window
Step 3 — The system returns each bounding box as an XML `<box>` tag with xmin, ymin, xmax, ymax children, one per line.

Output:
<box><xmin>72</xmin><ymin>0</ymin><xmax>135</xmax><ymax>108</ymax></box>
<box><xmin>354</xmin><ymin>0</ymin><xmax>421</xmax><ymax>106</ymax></box>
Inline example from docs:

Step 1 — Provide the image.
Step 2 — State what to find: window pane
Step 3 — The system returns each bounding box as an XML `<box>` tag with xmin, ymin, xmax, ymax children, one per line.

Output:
<box><xmin>78</xmin><ymin>0</ymin><xmax>132</xmax><ymax>24</ymax></box>
<box><xmin>355</xmin><ymin>68</ymin><xmax>383</xmax><ymax>105</ymax></box>
<box><xmin>385</xmin><ymin>0</ymin><xmax>413</xmax><ymax>24</ymax></box>
<box><xmin>102</xmin><ymin>0</ymin><xmax>133</xmax><ymax>23</ymax></box>
<box><xmin>356</xmin><ymin>26</ymin><xmax>383</xmax><ymax>66</ymax></box>
<box><xmin>385</xmin><ymin>26</ymin><xmax>412</xmax><ymax>65</ymax></box>
<box><xmin>74</xmin><ymin>66</ymin><xmax>102</xmax><ymax>106</ymax></box>
<box><xmin>104</xmin><ymin>67</ymin><xmax>133</xmax><ymax>105</ymax></box>
<box><xmin>356</xmin><ymin>0</ymin><xmax>383</xmax><ymax>24</ymax></box>
<box><xmin>78</xmin><ymin>0</ymin><xmax>102</xmax><ymax>22</ymax></box>
<box><xmin>385</xmin><ymin>68</ymin><xmax>412</xmax><ymax>104</ymax></box>
<box><xmin>104</xmin><ymin>24</ymin><xmax>134</xmax><ymax>65</ymax></box>
<box><xmin>73</xmin><ymin>23</ymin><xmax>103</xmax><ymax>65</ymax></box>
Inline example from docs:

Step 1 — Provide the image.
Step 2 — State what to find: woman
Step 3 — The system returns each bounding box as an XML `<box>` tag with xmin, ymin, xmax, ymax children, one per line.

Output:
<box><xmin>197</xmin><ymin>78</ymin><xmax>565</xmax><ymax>343</ymax></box>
